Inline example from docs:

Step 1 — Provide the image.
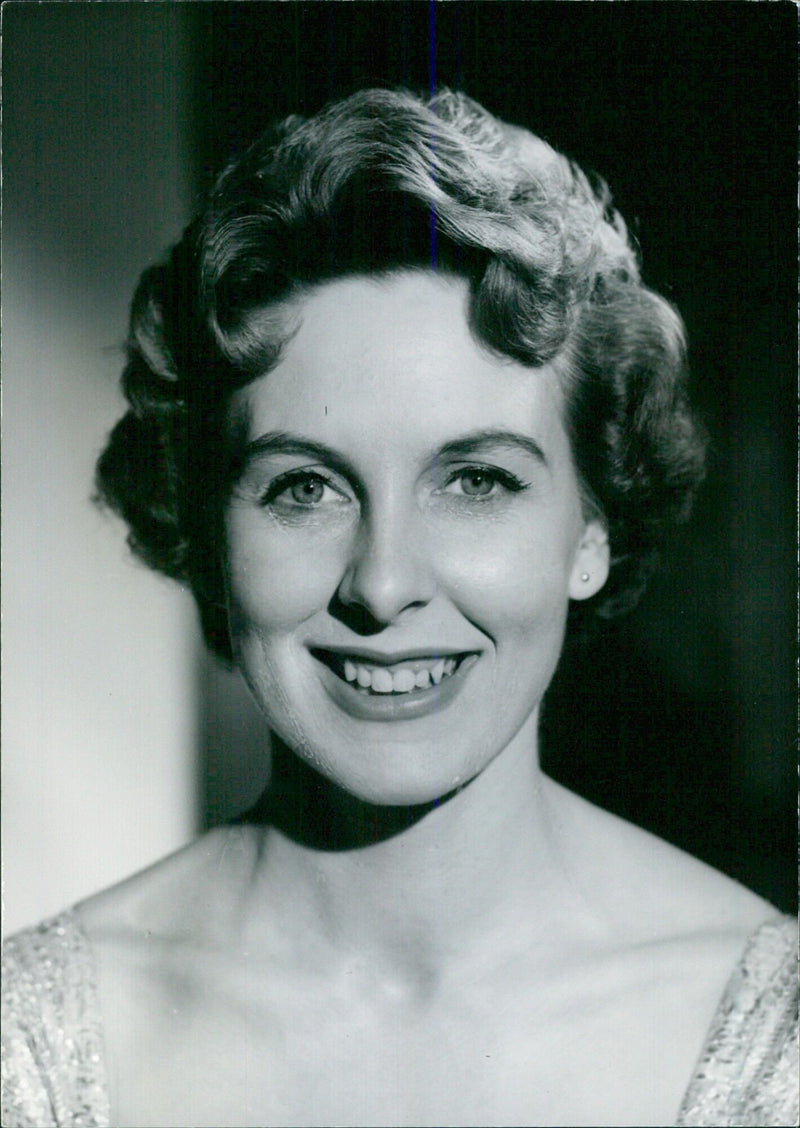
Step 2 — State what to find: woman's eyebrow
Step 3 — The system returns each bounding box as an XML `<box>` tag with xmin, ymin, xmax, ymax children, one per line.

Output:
<box><xmin>235</xmin><ymin>428</ymin><xmax>548</xmax><ymax>477</ymax></box>
<box><xmin>436</xmin><ymin>429</ymin><xmax>548</xmax><ymax>466</ymax></box>
<box><xmin>236</xmin><ymin>431</ymin><xmax>358</xmax><ymax>481</ymax></box>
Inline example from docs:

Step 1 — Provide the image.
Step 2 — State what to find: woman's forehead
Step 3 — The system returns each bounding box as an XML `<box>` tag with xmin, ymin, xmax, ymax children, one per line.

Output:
<box><xmin>229</xmin><ymin>270</ymin><xmax>569</xmax><ymax>450</ymax></box>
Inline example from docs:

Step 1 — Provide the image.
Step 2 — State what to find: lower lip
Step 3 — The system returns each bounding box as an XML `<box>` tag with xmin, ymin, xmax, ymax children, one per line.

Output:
<box><xmin>313</xmin><ymin>654</ymin><xmax>480</xmax><ymax>722</ymax></box>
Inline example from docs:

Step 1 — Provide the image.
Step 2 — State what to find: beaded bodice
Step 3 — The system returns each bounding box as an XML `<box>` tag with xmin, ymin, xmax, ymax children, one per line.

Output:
<box><xmin>675</xmin><ymin>917</ymin><xmax>798</xmax><ymax>1126</ymax></box>
<box><xmin>2</xmin><ymin>913</ymin><xmax>109</xmax><ymax>1127</ymax></box>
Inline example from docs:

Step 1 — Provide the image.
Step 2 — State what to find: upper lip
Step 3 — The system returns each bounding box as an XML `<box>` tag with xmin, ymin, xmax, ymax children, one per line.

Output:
<box><xmin>309</xmin><ymin>645</ymin><xmax>478</xmax><ymax>667</ymax></box>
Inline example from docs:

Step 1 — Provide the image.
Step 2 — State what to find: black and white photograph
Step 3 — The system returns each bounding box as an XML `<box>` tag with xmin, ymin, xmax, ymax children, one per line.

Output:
<box><xmin>2</xmin><ymin>3</ymin><xmax>797</xmax><ymax>1126</ymax></box>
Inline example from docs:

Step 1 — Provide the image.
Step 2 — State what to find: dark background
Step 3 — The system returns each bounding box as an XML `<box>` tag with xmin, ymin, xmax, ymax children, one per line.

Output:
<box><xmin>191</xmin><ymin>2</ymin><xmax>797</xmax><ymax>913</ymax></box>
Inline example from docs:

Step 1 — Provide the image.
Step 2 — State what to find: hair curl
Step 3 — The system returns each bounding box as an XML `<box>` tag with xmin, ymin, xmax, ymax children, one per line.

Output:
<box><xmin>96</xmin><ymin>88</ymin><xmax>706</xmax><ymax>661</ymax></box>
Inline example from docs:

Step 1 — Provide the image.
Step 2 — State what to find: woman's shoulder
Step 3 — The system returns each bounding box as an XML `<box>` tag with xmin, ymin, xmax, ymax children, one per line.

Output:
<box><xmin>549</xmin><ymin>780</ymin><xmax>779</xmax><ymax>942</ymax></box>
<box><xmin>1</xmin><ymin>828</ymin><xmax>262</xmax><ymax>1127</ymax></box>
<box><xmin>2</xmin><ymin>910</ymin><xmax>110</xmax><ymax>1127</ymax></box>
<box><xmin>551</xmin><ymin>785</ymin><xmax>797</xmax><ymax>1124</ymax></box>
<box><xmin>74</xmin><ymin>824</ymin><xmax>264</xmax><ymax>944</ymax></box>
<box><xmin>677</xmin><ymin>915</ymin><xmax>798</xmax><ymax>1126</ymax></box>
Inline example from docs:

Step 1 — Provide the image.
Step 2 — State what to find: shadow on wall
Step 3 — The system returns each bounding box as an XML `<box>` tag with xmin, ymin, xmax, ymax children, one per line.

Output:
<box><xmin>199</xmin><ymin>652</ymin><xmax>273</xmax><ymax>828</ymax></box>
<box><xmin>2</xmin><ymin>3</ymin><xmax>203</xmax><ymax>935</ymax></box>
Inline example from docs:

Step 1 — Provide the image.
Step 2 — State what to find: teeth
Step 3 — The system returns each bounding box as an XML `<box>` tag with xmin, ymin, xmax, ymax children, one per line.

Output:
<box><xmin>371</xmin><ymin>668</ymin><xmax>394</xmax><ymax>694</ymax></box>
<box><xmin>333</xmin><ymin>655</ymin><xmax>466</xmax><ymax>695</ymax></box>
<box><xmin>393</xmin><ymin>669</ymin><xmax>417</xmax><ymax>693</ymax></box>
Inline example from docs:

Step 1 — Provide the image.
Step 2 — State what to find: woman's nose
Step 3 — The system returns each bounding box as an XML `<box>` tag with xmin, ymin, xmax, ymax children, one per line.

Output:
<box><xmin>335</xmin><ymin>504</ymin><xmax>436</xmax><ymax>626</ymax></box>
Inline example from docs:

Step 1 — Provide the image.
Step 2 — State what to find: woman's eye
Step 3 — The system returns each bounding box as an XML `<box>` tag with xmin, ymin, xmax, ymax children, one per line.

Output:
<box><xmin>262</xmin><ymin>472</ymin><xmax>346</xmax><ymax>509</ymax></box>
<box><xmin>442</xmin><ymin>467</ymin><xmax>526</xmax><ymax>499</ymax></box>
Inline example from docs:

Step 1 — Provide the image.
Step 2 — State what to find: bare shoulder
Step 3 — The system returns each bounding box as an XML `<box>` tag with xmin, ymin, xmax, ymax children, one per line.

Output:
<box><xmin>75</xmin><ymin>825</ymin><xmax>263</xmax><ymax>947</ymax></box>
<box><xmin>545</xmin><ymin>778</ymin><xmax>777</xmax><ymax>945</ymax></box>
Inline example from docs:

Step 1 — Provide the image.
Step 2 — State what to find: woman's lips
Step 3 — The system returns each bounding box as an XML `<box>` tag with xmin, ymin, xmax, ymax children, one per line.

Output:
<box><xmin>313</xmin><ymin>649</ymin><xmax>465</xmax><ymax>693</ymax></box>
<box><xmin>310</xmin><ymin>648</ymin><xmax>480</xmax><ymax>722</ymax></box>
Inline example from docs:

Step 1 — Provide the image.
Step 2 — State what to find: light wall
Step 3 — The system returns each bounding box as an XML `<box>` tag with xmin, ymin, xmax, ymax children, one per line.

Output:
<box><xmin>2</xmin><ymin>5</ymin><xmax>202</xmax><ymax>934</ymax></box>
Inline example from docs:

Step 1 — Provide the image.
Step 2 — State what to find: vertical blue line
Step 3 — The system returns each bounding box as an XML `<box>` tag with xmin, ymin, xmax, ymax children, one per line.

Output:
<box><xmin>327</xmin><ymin>0</ymin><xmax>335</xmax><ymax>102</ymax></box>
<box><xmin>402</xmin><ymin>0</ymin><xmax>409</xmax><ymax>89</ymax></box>
<box><xmin>429</xmin><ymin>0</ymin><xmax>437</xmax><ymax>270</ymax></box>
<box><xmin>455</xmin><ymin>0</ymin><xmax>462</xmax><ymax>91</ymax></box>
<box><xmin>428</xmin><ymin>0</ymin><xmax>436</xmax><ymax>96</ymax></box>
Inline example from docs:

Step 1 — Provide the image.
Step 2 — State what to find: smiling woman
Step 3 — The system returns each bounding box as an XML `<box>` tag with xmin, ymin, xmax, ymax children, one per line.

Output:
<box><xmin>221</xmin><ymin>273</ymin><xmax>606</xmax><ymax>805</ymax></box>
<box><xmin>2</xmin><ymin>89</ymin><xmax>796</xmax><ymax>1128</ymax></box>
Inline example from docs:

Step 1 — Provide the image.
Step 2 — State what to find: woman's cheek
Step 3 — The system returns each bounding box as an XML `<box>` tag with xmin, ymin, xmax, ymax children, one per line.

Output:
<box><xmin>226</xmin><ymin>520</ymin><xmax>352</xmax><ymax>632</ymax></box>
<box><xmin>441</xmin><ymin>523</ymin><xmax>570</xmax><ymax>627</ymax></box>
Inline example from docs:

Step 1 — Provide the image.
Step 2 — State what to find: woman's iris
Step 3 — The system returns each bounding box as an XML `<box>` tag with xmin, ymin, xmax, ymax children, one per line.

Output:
<box><xmin>290</xmin><ymin>477</ymin><xmax>325</xmax><ymax>505</ymax></box>
<box><xmin>460</xmin><ymin>470</ymin><xmax>495</xmax><ymax>497</ymax></box>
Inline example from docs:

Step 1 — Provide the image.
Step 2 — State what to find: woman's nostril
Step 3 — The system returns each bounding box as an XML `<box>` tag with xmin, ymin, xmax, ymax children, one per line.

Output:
<box><xmin>327</xmin><ymin>591</ymin><xmax>388</xmax><ymax>635</ymax></box>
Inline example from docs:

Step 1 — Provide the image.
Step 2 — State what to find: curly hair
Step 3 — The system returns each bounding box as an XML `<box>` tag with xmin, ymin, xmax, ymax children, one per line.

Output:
<box><xmin>96</xmin><ymin>88</ymin><xmax>706</xmax><ymax>661</ymax></box>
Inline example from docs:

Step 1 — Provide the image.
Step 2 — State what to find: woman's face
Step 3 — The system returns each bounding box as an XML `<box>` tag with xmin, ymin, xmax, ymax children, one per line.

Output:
<box><xmin>223</xmin><ymin>271</ymin><xmax>608</xmax><ymax>805</ymax></box>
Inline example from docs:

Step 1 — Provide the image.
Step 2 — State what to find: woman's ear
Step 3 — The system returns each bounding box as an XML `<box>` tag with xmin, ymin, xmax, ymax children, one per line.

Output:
<box><xmin>568</xmin><ymin>519</ymin><xmax>610</xmax><ymax>601</ymax></box>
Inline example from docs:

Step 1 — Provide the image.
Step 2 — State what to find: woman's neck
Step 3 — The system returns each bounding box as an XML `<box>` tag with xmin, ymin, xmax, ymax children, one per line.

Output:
<box><xmin>238</xmin><ymin>719</ymin><xmax>589</xmax><ymax>989</ymax></box>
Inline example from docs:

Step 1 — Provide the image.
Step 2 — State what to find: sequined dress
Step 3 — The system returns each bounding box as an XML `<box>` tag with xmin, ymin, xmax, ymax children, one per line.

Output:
<box><xmin>2</xmin><ymin>911</ymin><xmax>797</xmax><ymax>1127</ymax></box>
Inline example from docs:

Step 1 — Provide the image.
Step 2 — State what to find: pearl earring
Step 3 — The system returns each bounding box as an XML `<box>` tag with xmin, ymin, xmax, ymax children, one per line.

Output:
<box><xmin>580</xmin><ymin>572</ymin><xmax>590</xmax><ymax>583</ymax></box>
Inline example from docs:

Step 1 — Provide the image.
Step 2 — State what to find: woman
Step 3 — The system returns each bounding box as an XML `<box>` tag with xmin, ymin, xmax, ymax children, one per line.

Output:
<box><xmin>3</xmin><ymin>89</ymin><xmax>796</xmax><ymax>1128</ymax></box>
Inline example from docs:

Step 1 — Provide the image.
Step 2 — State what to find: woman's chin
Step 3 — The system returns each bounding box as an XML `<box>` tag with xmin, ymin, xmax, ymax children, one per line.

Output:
<box><xmin>260</xmin><ymin>738</ymin><xmax>477</xmax><ymax>847</ymax></box>
<box><xmin>309</xmin><ymin>752</ymin><xmax>474</xmax><ymax>811</ymax></box>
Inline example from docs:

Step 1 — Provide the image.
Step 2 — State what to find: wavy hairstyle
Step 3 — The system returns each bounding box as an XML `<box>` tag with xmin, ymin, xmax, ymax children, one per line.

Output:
<box><xmin>96</xmin><ymin>88</ymin><xmax>706</xmax><ymax>661</ymax></box>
